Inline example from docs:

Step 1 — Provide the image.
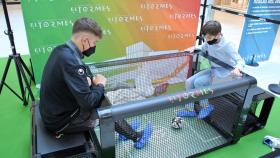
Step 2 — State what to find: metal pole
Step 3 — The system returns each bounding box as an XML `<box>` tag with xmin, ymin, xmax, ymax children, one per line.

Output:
<box><xmin>199</xmin><ymin>0</ymin><xmax>208</xmax><ymax>45</ymax></box>
<box><xmin>1</xmin><ymin>0</ymin><xmax>17</xmax><ymax>55</ymax></box>
<box><xmin>0</xmin><ymin>0</ymin><xmax>35</xmax><ymax>105</ymax></box>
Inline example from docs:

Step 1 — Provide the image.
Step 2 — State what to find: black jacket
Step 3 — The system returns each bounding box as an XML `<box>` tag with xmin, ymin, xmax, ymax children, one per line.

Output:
<box><xmin>39</xmin><ymin>40</ymin><xmax>104</xmax><ymax>132</ymax></box>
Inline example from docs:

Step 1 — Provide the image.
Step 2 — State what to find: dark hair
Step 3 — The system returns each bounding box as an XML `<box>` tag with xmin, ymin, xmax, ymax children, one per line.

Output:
<box><xmin>201</xmin><ymin>20</ymin><xmax>222</xmax><ymax>36</ymax></box>
<box><xmin>72</xmin><ymin>17</ymin><xmax>102</xmax><ymax>38</ymax></box>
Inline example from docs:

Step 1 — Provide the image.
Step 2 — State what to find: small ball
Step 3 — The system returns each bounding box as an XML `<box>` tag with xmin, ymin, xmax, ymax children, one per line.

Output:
<box><xmin>171</xmin><ymin>117</ymin><xmax>183</xmax><ymax>129</ymax></box>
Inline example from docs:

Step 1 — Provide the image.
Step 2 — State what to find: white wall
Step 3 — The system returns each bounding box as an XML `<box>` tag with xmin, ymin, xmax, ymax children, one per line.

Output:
<box><xmin>0</xmin><ymin>4</ymin><xmax>29</xmax><ymax>58</ymax></box>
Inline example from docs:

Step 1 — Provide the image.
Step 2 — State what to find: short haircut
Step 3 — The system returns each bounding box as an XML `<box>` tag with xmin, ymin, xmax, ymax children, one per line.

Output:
<box><xmin>201</xmin><ymin>20</ymin><xmax>222</xmax><ymax>36</ymax></box>
<box><xmin>72</xmin><ymin>17</ymin><xmax>102</xmax><ymax>38</ymax></box>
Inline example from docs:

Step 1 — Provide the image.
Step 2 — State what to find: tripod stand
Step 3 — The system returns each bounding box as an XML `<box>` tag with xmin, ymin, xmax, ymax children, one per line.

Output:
<box><xmin>0</xmin><ymin>0</ymin><xmax>35</xmax><ymax>105</ymax></box>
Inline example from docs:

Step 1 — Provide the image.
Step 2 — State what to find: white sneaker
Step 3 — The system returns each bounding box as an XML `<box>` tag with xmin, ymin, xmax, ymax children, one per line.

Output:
<box><xmin>263</xmin><ymin>135</ymin><xmax>280</xmax><ymax>151</ymax></box>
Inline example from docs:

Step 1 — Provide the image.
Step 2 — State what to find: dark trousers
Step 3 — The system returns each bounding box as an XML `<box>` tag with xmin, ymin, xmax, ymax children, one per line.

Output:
<box><xmin>61</xmin><ymin>110</ymin><xmax>142</xmax><ymax>142</ymax></box>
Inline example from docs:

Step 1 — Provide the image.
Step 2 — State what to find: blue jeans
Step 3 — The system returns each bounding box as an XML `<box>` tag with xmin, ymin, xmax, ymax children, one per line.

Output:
<box><xmin>185</xmin><ymin>69</ymin><xmax>212</xmax><ymax>90</ymax></box>
<box><xmin>177</xmin><ymin>69</ymin><xmax>214</xmax><ymax>118</ymax></box>
<box><xmin>185</xmin><ymin>69</ymin><xmax>213</xmax><ymax>109</ymax></box>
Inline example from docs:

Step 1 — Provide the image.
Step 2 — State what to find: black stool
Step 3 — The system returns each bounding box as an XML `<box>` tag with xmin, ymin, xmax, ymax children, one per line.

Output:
<box><xmin>31</xmin><ymin>102</ymin><xmax>96</xmax><ymax>158</ymax></box>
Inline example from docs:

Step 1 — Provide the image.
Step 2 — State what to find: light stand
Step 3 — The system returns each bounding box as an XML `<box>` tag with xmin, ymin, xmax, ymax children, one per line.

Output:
<box><xmin>0</xmin><ymin>0</ymin><xmax>35</xmax><ymax>105</ymax></box>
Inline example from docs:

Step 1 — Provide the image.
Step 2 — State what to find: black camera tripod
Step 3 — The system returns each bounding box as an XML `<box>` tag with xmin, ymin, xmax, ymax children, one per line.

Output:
<box><xmin>0</xmin><ymin>0</ymin><xmax>35</xmax><ymax>105</ymax></box>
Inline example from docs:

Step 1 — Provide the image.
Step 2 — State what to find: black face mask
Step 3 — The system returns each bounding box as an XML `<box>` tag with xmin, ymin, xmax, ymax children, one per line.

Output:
<box><xmin>207</xmin><ymin>38</ymin><xmax>218</xmax><ymax>45</ymax></box>
<box><xmin>82</xmin><ymin>40</ymin><xmax>96</xmax><ymax>57</ymax></box>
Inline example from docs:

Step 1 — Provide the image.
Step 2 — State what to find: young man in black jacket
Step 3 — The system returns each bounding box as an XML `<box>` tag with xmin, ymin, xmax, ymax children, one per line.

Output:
<box><xmin>39</xmin><ymin>17</ymin><xmax>152</xmax><ymax>149</ymax></box>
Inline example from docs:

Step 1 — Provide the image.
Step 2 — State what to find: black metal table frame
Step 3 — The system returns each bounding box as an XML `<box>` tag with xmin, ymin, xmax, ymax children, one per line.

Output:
<box><xmin>196</xmin><ymin>51</ymin><xmax>276</xmax><ymax>136</ymax></box>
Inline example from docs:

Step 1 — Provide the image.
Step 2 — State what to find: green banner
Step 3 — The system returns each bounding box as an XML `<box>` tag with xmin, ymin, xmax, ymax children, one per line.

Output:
<box><xmin>21</xmin><ymin>0</ymin><xmax>200</xmax><ymax>84</ymax></box>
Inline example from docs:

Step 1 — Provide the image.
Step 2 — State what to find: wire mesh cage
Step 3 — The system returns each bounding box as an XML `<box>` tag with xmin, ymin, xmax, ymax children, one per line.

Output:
<box><xmin>88</xmin><ymin>52</ymin><xmax>192</xmax><ymax>104</ymax></box>
<box><xmin>88</xmin><ymin>51</ymin><xmax>257</xmax><ymax>158</ymax></box>
<box><xmin>114</xmin><ymin>106</ymin><xmax>228</xmax><ymax>158</ymax></box>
